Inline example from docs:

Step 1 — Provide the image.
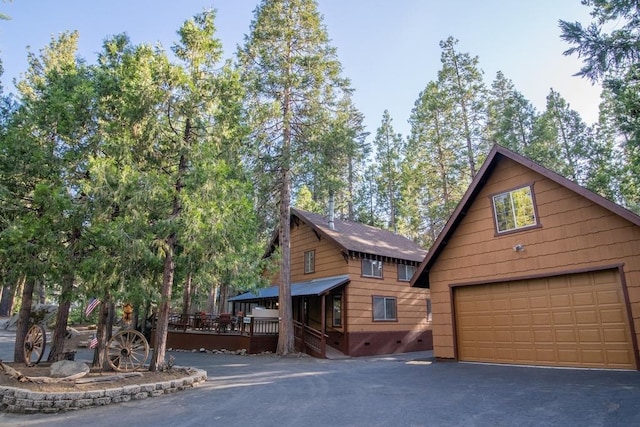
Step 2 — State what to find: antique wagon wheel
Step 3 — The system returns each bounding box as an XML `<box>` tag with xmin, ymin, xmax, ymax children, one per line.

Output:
<box><xmin>23</xmin><ymin>324</ymin><xmax>46</xmax><ymax>366</ymax></box>
<box><xmin>107</xmin><ymin>329</ymin><xmax>149</xmax><ymax>372</ymax></box>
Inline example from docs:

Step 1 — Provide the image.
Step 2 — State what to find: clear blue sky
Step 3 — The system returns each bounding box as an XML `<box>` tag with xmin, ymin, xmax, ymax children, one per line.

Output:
<box><xmin>0</xmin><ymin>1</ymin><xmax>600</xmax><ymax>140</ymax></box>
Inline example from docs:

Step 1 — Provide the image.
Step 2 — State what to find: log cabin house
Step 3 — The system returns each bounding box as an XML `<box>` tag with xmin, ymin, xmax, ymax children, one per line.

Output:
<box><xmin>411</xmin><ymin>145</ymin><xmax>640</xmax><ymax>370</ymax></box>
<box><xmin>230</xmin><ymin>208</ymin><xmax>433</xmax><ymax>358</ymax></box>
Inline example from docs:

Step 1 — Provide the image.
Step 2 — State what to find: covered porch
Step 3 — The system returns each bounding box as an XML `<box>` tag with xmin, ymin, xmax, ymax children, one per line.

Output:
<box><xmin>229</xmin><ymin>275</ymin><xmax>350</xmax><ymax>358</ymax></box>
<box><xmin>150</xmin><ymin>275</ymin><xmax>350</xmax><ymax>357</ymax></box>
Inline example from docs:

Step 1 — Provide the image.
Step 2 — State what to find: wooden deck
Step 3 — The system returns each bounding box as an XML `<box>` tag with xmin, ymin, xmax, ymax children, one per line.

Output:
<box><xmin>152</xmin><ymin>314</ymin><xmax>333</xmax><ymax>358</ymax></box>
<box><xmin>151</xmin><ymin>314</ymin><xmax>280</xmax><ymax>354</ymax></box>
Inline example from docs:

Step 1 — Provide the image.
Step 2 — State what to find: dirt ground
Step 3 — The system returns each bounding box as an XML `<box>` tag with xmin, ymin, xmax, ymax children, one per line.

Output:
<box><xmin>0</xmin><ymin>362</ymin><xmax>192</xmax><ymax>393</ymax></box>
<box><xmin>0</xmin><ymin>363</ymin><xmax>192</xmax><ymax>392</ymax></box>
<box><xmin>0</xmin><ymin>324</ymin><xmax>194</xmax><ymax>393</ymax></box>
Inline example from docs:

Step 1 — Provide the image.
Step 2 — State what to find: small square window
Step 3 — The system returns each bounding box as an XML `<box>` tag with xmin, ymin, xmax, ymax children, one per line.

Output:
<box><xmin>398</xmin><ymin>264</ymin><xmax>416</xmax><ymax>281</ymax></box>
<box><xmin>362</xmin><ymin>259</ymin><xmax>382</xmax><ymax>278</ymax></box>
<box><xmin>373</xmin><ymin>296</ymin><xmax>396</xmax><ymax>321</ymax></box>
<box><xmin>304</xmin><ymin>250</ymin><xmax>315</xmax><ymax>274</ymax></box>
<box><xmin>492</xmin><ymin>185</ymin><xmax>538</xmax><ymax>233</ymax></box>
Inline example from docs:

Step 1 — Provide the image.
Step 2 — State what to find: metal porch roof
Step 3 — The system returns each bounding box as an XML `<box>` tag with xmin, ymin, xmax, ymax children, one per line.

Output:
<box><xmin>228</xmin><ymin>275</ymin><xmax>350</xmax><ymax>302</ymax></box>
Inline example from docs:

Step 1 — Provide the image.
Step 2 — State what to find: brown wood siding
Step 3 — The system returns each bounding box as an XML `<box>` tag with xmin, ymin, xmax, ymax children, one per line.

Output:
<box><xmin>345</xmin><ymin>259</ymin><xmax>431</xmax><ymax>333</ymax></box>
<box><xmin>285</xmin><ymin>220</ymin><xmax>431</xmax><ymax>336</ymax></box>
<box><xmin>289</xmin><ymin>221</ymin><xmax>348</xmax><ymax>282</ymax></box>
<box><xmin>428</xmin><ymin>158</ymin><xmax>640</xmax><ymax>365</ymax></box>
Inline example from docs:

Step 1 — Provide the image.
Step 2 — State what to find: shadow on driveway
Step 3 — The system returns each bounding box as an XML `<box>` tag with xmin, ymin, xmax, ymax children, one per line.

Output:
<box><xmin>0</xmin><ymin>328</ymin><xmax>639</xmax><ymax>426</ymax></box>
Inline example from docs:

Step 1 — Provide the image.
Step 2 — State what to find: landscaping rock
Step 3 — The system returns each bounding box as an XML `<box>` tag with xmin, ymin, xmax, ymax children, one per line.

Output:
<box><xmin>50</xmin><ymin>360</ymin><xmax>90</xmax><ymax>378</ymax></box>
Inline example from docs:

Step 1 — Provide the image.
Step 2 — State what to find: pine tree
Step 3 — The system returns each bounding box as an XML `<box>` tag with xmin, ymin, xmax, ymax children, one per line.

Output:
<box><xmin>297</xmin><ymin>93</ymin><xmax>368</xmax><ymax>219</ymax></box>
<box><xmin>531</xmin><ymin>89</ymin><xmax>592</xmax><ymax>184</ymax></box>
<box><xmin>438</xmin><ymin>37</ymin><xmax>488</xmax><ymax>178</ymax></box>
<box><xmin>404</xmin><ymin>80</ymin><xmax>466</xmax><ymax>246</ymax></box>
<box><xmin>486</xmin><ymin>71</ymin><xmax>537</xmax><ymax>153</ymax></box>
<box><xmin>560</xmin><ymin>1</ymin><xmax>640</xmax><ymax>206</ymax></box>
<box><xmin>372</xmin><ymin>110</ymin><xmax>403</xmax><ymax>231</ymax></box>
<box><xmin>238</xmin><ymin>0</ymin><xmax>351</xmax><ymax>355</ymax></box>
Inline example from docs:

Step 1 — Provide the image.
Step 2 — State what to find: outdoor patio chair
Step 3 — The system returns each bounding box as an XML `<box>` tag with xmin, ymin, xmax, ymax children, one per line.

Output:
<box><xmin>217</xmin><ymin>313</ymin><xmax>232</xmax><ymax>333</ymax></box>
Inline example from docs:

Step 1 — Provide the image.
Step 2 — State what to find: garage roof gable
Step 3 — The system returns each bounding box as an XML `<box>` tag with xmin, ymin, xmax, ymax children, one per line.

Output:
<box><xmin>411</xmin><ymin>144</ymin><xmax>640</xmax><ymax>289</ymax></box>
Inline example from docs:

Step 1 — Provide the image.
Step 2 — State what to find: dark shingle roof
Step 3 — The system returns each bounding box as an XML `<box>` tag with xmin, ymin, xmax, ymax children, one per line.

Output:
<box><xmin>291</xmin><ymin>208</ymin><xmax>427</xmax><ymax>263</ymax></box>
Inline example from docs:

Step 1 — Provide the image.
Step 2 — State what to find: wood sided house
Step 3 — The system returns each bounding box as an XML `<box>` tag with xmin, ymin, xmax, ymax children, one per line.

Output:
<box><xmin>411</xmin><ymin>145</ymin><xmax>640</xmax><ymax>370</ymax></box>
<box><xmin>230</xmin><ymin>208</ymin><xmax>433</xmax><ymax>358</ymax></box>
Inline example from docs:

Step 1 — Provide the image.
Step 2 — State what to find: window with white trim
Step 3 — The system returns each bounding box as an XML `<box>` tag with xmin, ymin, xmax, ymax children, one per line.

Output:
<box><xmin>492</xmin><ymin>185</ymin><xmax>537</xmax><ymax>233</ymax></box>
<box><xmin>398</xmin><ymin>264</ymin><xmax>416</xmax><ymax>281</ymax></box>
<box><xmin>362</xmin><ymin>259</ymin><xmax>383</xmax><ymax>278</ymax></box>
<box><xmin>304</xmin><ymin>250</ymin><xmax>315</xmax><ymax>274</ymax></box>
<box><xmin>373</xmin><ymin>296</ymin><xmax>396</xmax><ymax>321</ymax></box>
<box><xmin>426</xmin><ymin>298</ymin><xmax>432</xmax><ymax>322</ymax></box>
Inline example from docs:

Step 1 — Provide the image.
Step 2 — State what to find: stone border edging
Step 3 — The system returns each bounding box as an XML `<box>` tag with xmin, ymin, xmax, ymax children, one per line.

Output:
<box><xmin>0</xmin><ymin>366</ymin><xmax>207</xmax><ymax>414</ymax></box>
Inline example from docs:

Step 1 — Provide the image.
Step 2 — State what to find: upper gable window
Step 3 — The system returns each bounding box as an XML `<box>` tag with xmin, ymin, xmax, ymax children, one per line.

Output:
<box><xmin>304</xmin><ymin>250</ymin><xmax>315</xmax><ymax>274</ymax></box>
<box><xmin>398</xmin><ymin>264</ymin><xmax>416</xmax><ymax>281</ymax></box>
<box><xmin>362</xmin><ymin>259</ymin><xmax>383</xmax><ymax>278</ymax></box>
<box><xmin>492</xmin><ymin>185</ymin><xmax>538</xmax><ymax>234</ymax></box>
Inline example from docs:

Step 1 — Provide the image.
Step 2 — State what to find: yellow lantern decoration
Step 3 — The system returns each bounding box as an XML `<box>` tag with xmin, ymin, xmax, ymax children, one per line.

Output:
<box><xmin>123</xmin><ymin>303</ymin><xmax>134</xmax><ymax>324</ymax></box>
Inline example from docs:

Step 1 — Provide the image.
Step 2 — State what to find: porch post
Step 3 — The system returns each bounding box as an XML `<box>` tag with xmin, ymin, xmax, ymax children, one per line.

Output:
<box><xmin>321</xmin><ymin>294</ymin><xmax>326</xmax><ymax>358</ymax></box>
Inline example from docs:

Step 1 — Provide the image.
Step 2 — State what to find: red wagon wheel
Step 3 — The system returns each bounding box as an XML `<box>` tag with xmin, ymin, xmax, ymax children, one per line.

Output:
<box><xmin>23</xmin><ymin>324</ymin><xmax>46</xmax><ymax>366</ymax></box>
<box><xmin>107</xmin><ymin>330</ymin><xmax>150</xmax><ymax>372</ymax></box>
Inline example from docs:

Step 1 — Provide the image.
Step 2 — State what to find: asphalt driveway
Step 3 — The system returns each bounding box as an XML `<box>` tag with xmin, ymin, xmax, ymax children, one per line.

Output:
<box><xmin>0</xmin><ymin>328</ymin><xmax>638</xmax><ymax>426</ymax></box>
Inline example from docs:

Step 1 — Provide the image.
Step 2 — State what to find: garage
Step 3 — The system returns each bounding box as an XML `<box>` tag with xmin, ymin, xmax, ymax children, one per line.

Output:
<box><xmin>454</xmin><ymin>269</ymin><xmax>636</xmax><ymax>370</ymax></box>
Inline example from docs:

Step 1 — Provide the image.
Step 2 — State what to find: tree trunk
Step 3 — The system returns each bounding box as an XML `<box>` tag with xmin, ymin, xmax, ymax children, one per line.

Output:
<box><xmin>0</xmin><ymin>274</ymin><xmax>20</xmax><ymax>317</ymax></box>
<box><xmin>217</xmin><ymin>282</ymin><xmax>229</xmax><ymax>314</ymax></box>
<box><xmin>150</xmin><ymin>234</ymin><xmax>175</xmax><ymax>372</ymax></box>
<box><xmin>92</xmin><ymin>295</ymin><xmax>109</xmax><ymax>369</ymax></box>
<box><xmin>150</xmin><ymin>118</ymin><xmax>189</xmax><ymax>371</ymax></box>
<box><xmin>181</xmin><ymin>272</ymin><xmax>192</xmax><ymax>317</ymax></box>
<box><xmin>14</xmin><ymin>276</ymin><xmax>34</xmax><ymax>363</ymax></box>
<box><xmin>207</xmin><ymin>283</ymin><xmax>216</xmax><ymax>314</ymax></box>
<box><xmin>277</xmin><ymin>167</ymin><xmax>295</xmax><ymax>355</ymax></box>
<box><xmin>47</xmin><ymin>273</ymin><xmax>74</xmax><ymax>362</ymax></box>
<box><xmin>37</xmin><ymin>282</ymin><xmax>46</xmax><ymax>305</ymax></box>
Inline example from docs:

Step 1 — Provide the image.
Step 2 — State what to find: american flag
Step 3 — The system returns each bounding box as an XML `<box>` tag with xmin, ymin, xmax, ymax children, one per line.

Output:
<box><xmin>89</xmin><ymin>336</ymin><xmax>98</xmax><ymax>349</ymax></box>
<box><xmin>85</xmin><ymin>298</ymin><xmax>100</xmax><ymax>316</ymax></box>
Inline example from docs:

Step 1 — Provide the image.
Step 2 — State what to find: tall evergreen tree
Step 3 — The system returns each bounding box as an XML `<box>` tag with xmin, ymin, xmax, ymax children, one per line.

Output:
<box><xmin>238</xmin><ymin>0</ymin><xmax>351</xmax><ymax>355</ymax></box>
<box><xmin>598</xmin><ymin>87</ymin><xmax>638</xmax><ymax>209</ymax></box>
<box><xmin>403</xmin><ymin>80</ymin><xmax>466</xmax><ymax>246</ymax></box>
<box><xmin>85</xmin><ymin>13</ymin><xmax>257</xmax><ymax>370</ymax></box>
<box><xmin>3</xmin><ymin>32</ymin><xmax>96</xmax><ymax>362</ymax></box>
<box><xmin>0</xmin><ymin>58</ymin><xmax>20</xmax><ymax>317</ymax></box>
<box><xmin>485</xmin><ymin>71</ymin><xmax>537</xmax><ymax>153</ymax></box>
<box><xmin>372</xmin><ymin>110</ymin><xmax>403</xmax><ymax>231</ymax></box>
<box><xmin>560</xmin><ymin>1</ymin><xmax>640</xmax><ymax>207</ymax></box>
<box><xmin>438</xmin><ymin>37</ymin><xmax>488</xmax><ymax>178</ymax></box>
<box><xmin>531</xmin><ymin>89</ymin><xmax>592</xmax><ymax>184</ymax></box>
<box><xmin>297</xmin><ymin>93</ymin><xmax>368</xmax><ymax>218</ymax></box>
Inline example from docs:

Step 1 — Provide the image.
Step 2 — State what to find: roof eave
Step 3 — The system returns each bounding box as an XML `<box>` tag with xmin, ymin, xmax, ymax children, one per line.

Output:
<box><xmin>411</xmin><ymin>144</ymin><xmax>640</xmax><ymax>289</ymax></box>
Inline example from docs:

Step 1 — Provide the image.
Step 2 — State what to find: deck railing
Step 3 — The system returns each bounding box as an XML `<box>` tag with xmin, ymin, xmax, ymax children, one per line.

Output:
<box><xmin>293</xmin><ymin>320</ymin><xmax>326</xmax><ymax>358</ymax></box>
<box><xmin>164</xmin><ymin>313</ymin><xmax>278</xmax><ymax>336</ymax></box>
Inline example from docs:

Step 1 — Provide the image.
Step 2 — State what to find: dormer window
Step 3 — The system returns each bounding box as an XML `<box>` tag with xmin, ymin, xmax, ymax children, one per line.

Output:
<box><xmin>362</xmin><ymin>259</ymin><xmax>382</xmax><ymax>278</ymax></box>
<box><xmin>491</xmin><ymin>185</ymin><xmax>539</xmax><ymax>234</ymax></box>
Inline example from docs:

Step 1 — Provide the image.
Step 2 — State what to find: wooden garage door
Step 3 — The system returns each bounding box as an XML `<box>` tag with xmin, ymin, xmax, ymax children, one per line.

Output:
<box><xmin>455</xmin><ymin>269</ymin><xmax>636</xmax><ymax>369</ymax></box>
